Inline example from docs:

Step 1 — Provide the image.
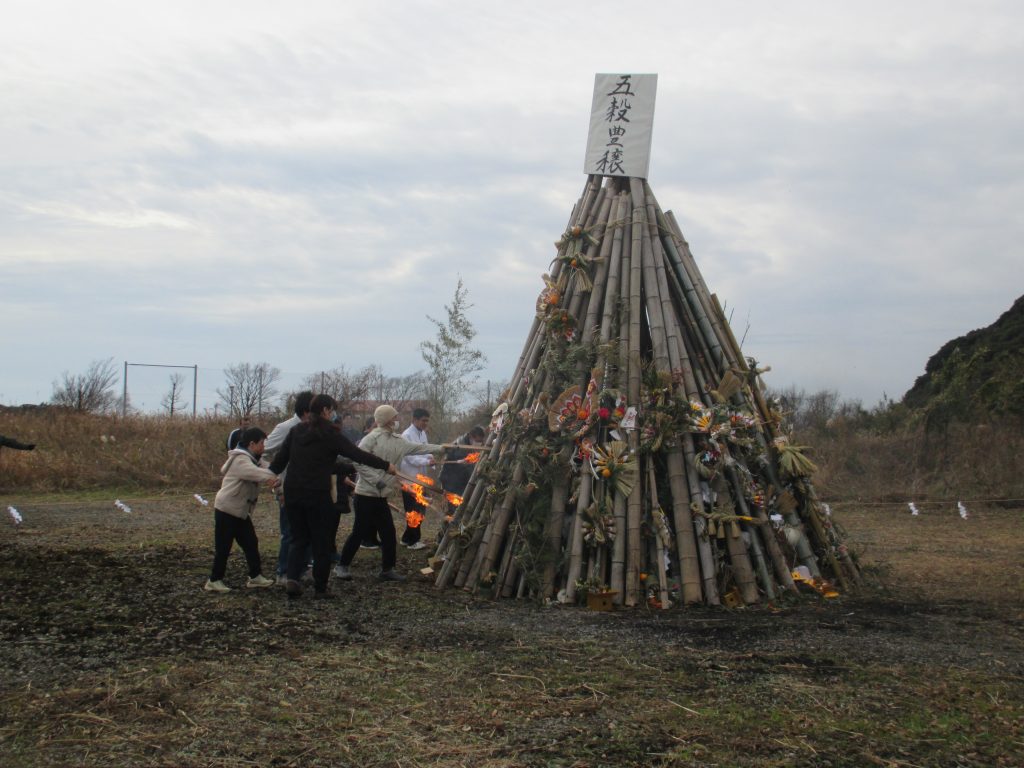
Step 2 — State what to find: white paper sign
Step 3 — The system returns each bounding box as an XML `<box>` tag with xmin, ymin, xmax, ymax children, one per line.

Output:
<box><xmin>619</xmin><ymin>406</ymin><xmax>638</xmax><ymax>430</ymax></box>
<box><xmin>584</xmin><ymin>73</ymin><xmax>658</xmax><ymax>179</ymax></box>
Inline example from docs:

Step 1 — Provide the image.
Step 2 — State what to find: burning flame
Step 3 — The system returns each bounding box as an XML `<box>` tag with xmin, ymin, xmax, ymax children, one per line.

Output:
<box><xmin>791</xmin><ymin>569</ymin><xmax>839</xmax><ymax>598</ymax></box>
<box><xmin>445</xmin><ymin>492</ymin><xmax>463</xmax><ymax>506</ymax></box>
<box><xmin>406</xmin><ymin>509</ymin><xmax>424</xmax><ymax>529</ymax></box>
<box><xmin>416</xmin><ymin>473</ymin><xmax>435</xmax><ymax>486</ymax></box>
<box><xmin>464</xmin><ymin>452</ymin><xmax>482</xmax><ymax>464</ymax></box>
<box><xmin>401</xmin><ymin>482</ymin><xmax>430</xmax><ymax>507</ymax></box>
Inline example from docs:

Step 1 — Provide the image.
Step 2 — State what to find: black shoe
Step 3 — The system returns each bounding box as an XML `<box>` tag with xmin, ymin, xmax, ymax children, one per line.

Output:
<box><xmin>313</xmin><ymin>590</ymin><xmax>336</xmax><ymax>600</ymax></box>
<box><xmin>360</xmin><ymin>542</ymin><xmax>380</xmax><ymax>550</ymax></box>
<box><xmin>378</xmin><ymin>570</ymin><xmax>407</xmax><ymax>582</ymax></box>
<box><xmin>285</xmin><ymin>579</ymin><xmax>303</xmax><ymax>598</ymax></box>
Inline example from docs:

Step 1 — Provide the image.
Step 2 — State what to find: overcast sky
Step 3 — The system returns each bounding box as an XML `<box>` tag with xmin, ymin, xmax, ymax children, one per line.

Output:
<box><xmin>2</xmin><ymin>1</ymin><xmax>1021</xmax><ymax>415</ymax></box>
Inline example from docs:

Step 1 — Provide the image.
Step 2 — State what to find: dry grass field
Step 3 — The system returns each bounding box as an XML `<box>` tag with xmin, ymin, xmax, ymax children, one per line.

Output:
<box><xmin>0</xmin><ymin>488</ymin><xmax>1021</xmax><ymax>767</ymax></box>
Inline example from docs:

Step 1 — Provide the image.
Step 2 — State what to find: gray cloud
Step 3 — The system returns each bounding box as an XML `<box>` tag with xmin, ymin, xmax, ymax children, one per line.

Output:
<box><xmin>2</xmin><ymin>1</ymin><xmax>1021</xmax><ymax>411</ymax></box>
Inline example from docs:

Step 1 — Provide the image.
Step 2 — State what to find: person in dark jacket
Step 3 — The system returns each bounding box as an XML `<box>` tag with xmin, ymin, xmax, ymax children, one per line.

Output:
<box><xmin>269</xmin><ymin>394</ymin><xmax>397</xmax><ymax>598</ymax></box>
<box><xmin>226</xmin><ymin>414</ymin><xmax>252</xmax><ymax>451</ymax></box>
<box><xmin>438</xmin><ymin>425</ymin><xmax>485</xmax><ymax>531</ymax></box>
<box><xmin>328</xmin><ymin>457</ymin><xmax>357</xmax><ymax>569</ymax></box>
<box><xmin>0</xmin><ymin>435</ymin><xmax>36</xmax><ymax>451</ymax></box>
<box><xmin>438</xmin><ymin>426</ymin><xmax>485</xmax><ymax>498</ymax></box>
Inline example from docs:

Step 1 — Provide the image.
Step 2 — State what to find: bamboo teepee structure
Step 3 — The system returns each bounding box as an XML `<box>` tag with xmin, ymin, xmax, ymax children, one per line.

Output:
<box><xmin>433</xmin><ymin>173</ymin><xmax>860</xmax><ymax>608</ymax></box>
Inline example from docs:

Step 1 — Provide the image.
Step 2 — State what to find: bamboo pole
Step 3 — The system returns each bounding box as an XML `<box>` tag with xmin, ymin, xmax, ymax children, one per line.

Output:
<box><xmin>725</xmin><ymin>470</ymin><xmax>776</xmax><ymax>601</ymax></box>
<box><xmin>630</xmin><ymin>179</ymin><xmax>704</xmax><ymax>605</ymax></box>
<box><xmin>647</xmin><ymin>465</ymin><xmax>670</xmax><ymax>608</ymax></box>
<box><xmin>497</xmin><ymin>526</ymin><xmax>520</xmax><ymax>598</ymax></box>
<box><xmin>707</xmin><ymin>293</ymin><xmax>821</xmax><ymax>578</ymax></box>
<box><xmin>562</xmin><ymin>472</ymin><xmax>594</xmax><ymax>603</ymax></box>
<box><xmin>710</xmin><ymin>474</ymin><xmax>759</xmax><ymax>604</ymax></box>
<box><xmin>624</xmin><ymin>190</ymin><xmax>644</xmax><ymax>606</ymax></box>
<box><xmin>608</xmin><ymin>193</ymin><xmax>630</xmax><ymax>602</ymax></box>
<box><xmin>540</xmin><ymin>470</ymin><xmax>570</xmax><ymax>599</ymax></box>
<box><xmin>468</xmin><ymin>463</ymin><xmax>527</xmax><ymax>590</ymax></box>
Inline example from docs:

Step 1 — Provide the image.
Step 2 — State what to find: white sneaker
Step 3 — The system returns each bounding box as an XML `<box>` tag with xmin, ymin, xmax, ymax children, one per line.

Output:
<box><xmin>204</xmin><ymin>579</ymin><xmax>231</xmax><ymax>593</ymax></box>
<box><xmin>406</xmin><ymin>541</ymin><xmax>427</xmax><ymax>551</ymax></box>
<box><xmin>246</xmin><ymin>574</ymin><xmax>275</xmax><ymax>589</ymax></box>
<box><xmin>333</xmin><ymin>564</ymin><xmax>352</xmax><ymax>580</ymax></box>
<box><xmin>275</xmin><ymin>574</ymin><xmax>288</xmax><ymax>586</ymax></box>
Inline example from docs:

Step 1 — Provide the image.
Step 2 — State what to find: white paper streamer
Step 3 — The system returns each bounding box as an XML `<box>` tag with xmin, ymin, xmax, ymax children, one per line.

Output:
<box><xmin>7</xmin><ymin>506</ymin><xmax>22</xmax><ymax>525</ymax></box>
<box><xmin>114</xmin><ymin>499</ymin><xmax>132</xmax><ymax>514</ymax></box>
<box><xmin>822</xmin><ymin>503</ymin><xmax>832</xmax><ymax>517</ymax></box>
<box><xmin>194</xmin><ymin>494</ymin><xmax>209</xmax><ymax>506</ymax></box>
<box><xmin>958</xmin><ymin>501</ymin><xmax>969</xmax><ymax>519</ymax></box>
<box><xmin>908</xmin><ymin>502</ymin><xmax>920</xmax><ymax>516</ymax></box>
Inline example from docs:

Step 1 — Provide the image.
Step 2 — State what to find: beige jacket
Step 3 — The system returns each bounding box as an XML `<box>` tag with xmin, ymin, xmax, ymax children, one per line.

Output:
<box><xmin>213</xmin><ymin>448</ymin><xmax>277</xmax><ymax>518</ymax></box>
<box><xmin>354</xmin><ymin>427</ymin><xmax>445</xmax><ymax>498</ymax></box>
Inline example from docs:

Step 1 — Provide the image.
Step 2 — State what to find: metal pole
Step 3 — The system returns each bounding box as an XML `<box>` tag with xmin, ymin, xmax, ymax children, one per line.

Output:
<box><xmin>192</xmin><ymin>365</ymin><xmax>198</xmax><ymax>419</ymax></box>
<box><xmin>122</xmin><ymin>360</ymin><xmax>128</xmax><ymax>417</ymax></box>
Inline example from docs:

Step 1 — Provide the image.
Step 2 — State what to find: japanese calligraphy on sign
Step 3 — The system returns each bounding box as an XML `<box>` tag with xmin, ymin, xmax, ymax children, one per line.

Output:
<box><xmin>583</xmin><ymin>73</ymin><xmax>657</xmax><ymax>179</ymax></box>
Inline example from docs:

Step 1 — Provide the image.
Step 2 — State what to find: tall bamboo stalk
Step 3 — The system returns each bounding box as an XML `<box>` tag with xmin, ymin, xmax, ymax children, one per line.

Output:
<box><xmin>562</xmin><ymin>472</ymin><xmax>594</xmax><ymax>602</ymax></box>
<box><xmin>647</xmin><ymin>465</ymin><xmax>670</xmax><ymax>608</ymax></box>
<box><xmin>624</xmin><ymin>190</ymin><xmax>644</xmax><ymax>606</ymax></box>
<box><xmin>540</xmin><ymin>471</ymin><xmax>571</xmax><ymax>598</ymax></box>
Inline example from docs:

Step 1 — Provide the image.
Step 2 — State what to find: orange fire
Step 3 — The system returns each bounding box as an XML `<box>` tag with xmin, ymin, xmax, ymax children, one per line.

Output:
<box><xmin>416</xmin><ymin>473</ymin><xmax>435</xmax><ymax>486</ymax></box>
<box><xmin>464</xmin><ymin>452</ymin><xmax>482</xmax><ymax>464</ymax></box>
<box><xmin>401</xmin><ymin>482</ymin><xmax>430</xmax><ymax>507</ymax></box>
<box><xmin>405</xmin><ymin>509</ymin><xmax>424</xmax><ymax>529</ymax></box>
<box><xmin>791</xmin><ymin>569</ymin><xmax>840</xmax><ymax>598</ymax></box>
<box><xmin>445</xmin><ymin>492</ymin><xmax>463</xmax><ymax>506</ymax></box>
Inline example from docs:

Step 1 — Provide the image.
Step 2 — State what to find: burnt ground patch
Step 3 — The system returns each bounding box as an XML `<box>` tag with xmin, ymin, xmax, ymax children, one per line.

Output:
<box><xmin>1</xmin><ymin>500</ymin><xmax>1022</xmax><ymax>766</ymax></box>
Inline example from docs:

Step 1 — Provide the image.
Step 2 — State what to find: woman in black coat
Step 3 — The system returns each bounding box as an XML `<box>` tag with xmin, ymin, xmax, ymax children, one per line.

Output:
<box><xmin>269</xmin><ymin>394</ymin><xmax>396</xmax><ymax>597</ymax></box>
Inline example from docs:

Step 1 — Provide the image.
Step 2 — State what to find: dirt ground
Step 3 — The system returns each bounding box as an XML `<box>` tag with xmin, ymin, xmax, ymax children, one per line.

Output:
<box><xmin>1</xmin><ymin>496</ymin><xmax>1022</xmax><ymax>767</ymax></box>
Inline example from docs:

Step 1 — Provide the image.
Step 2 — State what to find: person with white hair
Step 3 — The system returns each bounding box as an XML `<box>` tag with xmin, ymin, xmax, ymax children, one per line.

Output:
<box><xmin>335</xmin><ymin>404</ymin><xmax>445</xmax><ymax>582</ymax></box>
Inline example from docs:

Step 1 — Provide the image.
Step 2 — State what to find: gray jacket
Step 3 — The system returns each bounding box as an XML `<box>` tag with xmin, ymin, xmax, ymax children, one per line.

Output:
<box><xmin>354</xmin><ymin>427</ymin><xmax>444</xmax><ymax>498</ymax></box>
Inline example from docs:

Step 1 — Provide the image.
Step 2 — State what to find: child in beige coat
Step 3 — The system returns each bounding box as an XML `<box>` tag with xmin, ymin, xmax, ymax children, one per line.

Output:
<box><xmin>204</xmin><ymin>427</ymin><xmax>279</xmax><ymax>592</ymax></box>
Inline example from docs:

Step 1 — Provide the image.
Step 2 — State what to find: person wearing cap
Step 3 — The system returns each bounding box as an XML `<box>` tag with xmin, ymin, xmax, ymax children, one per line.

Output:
<box><xmin>335</xmin><ymin>404</ymin><xmax>446</xmax><ymax>582</ymax></box>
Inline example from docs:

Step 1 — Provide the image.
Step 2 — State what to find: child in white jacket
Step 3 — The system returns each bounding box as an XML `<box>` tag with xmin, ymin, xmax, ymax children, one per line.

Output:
<box><xmin>204</xmin><ymin>427</ymin><xmax>279</xmax><ymax>592</ymax></box>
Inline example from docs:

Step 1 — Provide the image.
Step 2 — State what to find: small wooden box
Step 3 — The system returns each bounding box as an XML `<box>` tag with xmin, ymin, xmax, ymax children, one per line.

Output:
<box><xmin>586</xmin><ymin>590</ymin><xmax>618</xmax><ymax>611</ymax></box>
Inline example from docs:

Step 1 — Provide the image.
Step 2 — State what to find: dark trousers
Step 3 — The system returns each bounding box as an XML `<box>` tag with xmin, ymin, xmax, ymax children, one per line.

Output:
<box><xmin>340</xmin><ymin>495</ymin><xmax>398</xmax><ymax>571</ymax></box>
<box><xmin>211</xmin><ymin>509</ymin><xmax>262</xmax><ymax>581</ymax></box>
<box><xmin>400</xmin><ymin>490</ymin><xmax>426</xmax><ymax>545</ymax></box>
<box><xmin>285</xmin><ymin>495</ymin><xmax>336</xmax><ymax>592</ymax></box>
<box><xmin>277</xmin><ymin>501</ymin><xmax>312</xmax><ymax>576</ymax></box>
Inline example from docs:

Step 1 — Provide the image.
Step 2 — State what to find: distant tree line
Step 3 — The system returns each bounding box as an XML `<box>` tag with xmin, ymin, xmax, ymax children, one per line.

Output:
<box><xmin>47</xmin><ymin>280</ymin><xmax>496</xmax><ymax>433</ymax></box>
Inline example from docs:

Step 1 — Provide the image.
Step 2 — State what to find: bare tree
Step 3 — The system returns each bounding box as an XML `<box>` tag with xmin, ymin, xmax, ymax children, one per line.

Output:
<box><xmin>217</xmin><ymin>362</ymin><xmax>281</xmax><ymax>417</ymax></box>
<box><xmin>420</xmin><ymin>278</ymin><xmax>486</xmax><ymax>422</ymax></box>
<box><xmin>51</xmin><ymin>358</ymin><xmax>119</xmax><ymax>413</ymax></box>
<box><xmin>299</xmin><ymin>364</ymin><xmax>380</xmax><ymax>408</ymax></box>
<box><xmin>161</xmin><ymin>372</ymin><xmax>189</xmax><ymax>417</ymax></box>
<box><xmin>379</xmin><ymin>371</ymin><xmax>428</xmax><ymax>415</ymax></box>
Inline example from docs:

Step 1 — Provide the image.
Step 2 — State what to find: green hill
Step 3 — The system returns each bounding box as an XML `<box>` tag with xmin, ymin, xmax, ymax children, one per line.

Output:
<box><xmin>903</xmin><ymin>294</ymin><xmax>1024</xmax><ymax>424</ymax></box>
